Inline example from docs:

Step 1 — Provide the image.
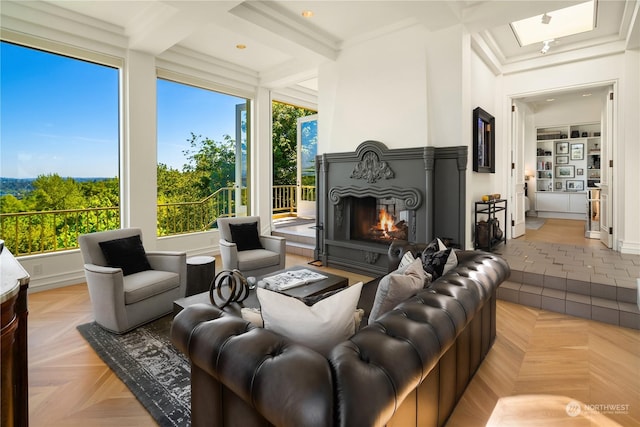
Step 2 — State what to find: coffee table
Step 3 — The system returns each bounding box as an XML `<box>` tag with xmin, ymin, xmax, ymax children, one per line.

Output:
<box><xmin>173</xmin><ymin>265</ymin><xmax>348</xmax><ymax>316</ymax></box>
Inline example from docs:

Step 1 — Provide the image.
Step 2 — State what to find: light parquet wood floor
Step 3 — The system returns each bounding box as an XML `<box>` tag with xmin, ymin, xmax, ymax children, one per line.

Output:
<box><xmin>27</xmin><ymin>256</ymin><xmax>640</xmax><ymax>426</ymax></box>
<box><xmin>521</xmin><ymin>218</ymin><xmax>604</xmax><ymax>247</ymax></box>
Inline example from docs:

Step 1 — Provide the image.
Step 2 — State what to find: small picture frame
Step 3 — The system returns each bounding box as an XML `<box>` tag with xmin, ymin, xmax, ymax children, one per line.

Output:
<box><xmin>556</xmin><ymin>156</ymin><xmax>569</xmax><ymax>164</ymax></box>
<box><xmin>555</xmin><ymin>165</ymin><xmax>575</xmax><ymax>178</ymax></box>
<box><xmin>556</xmin><ymin>142</ymin><xmax>569</xmax><ymax>154</ymax></box>
<box><xmin>567</xmin><ymin>180</ymin><xmax>584</xmax><ymax>191</ymax></box>
<box><xmin>570</xmin><ymin>143</ymin><xmax>584</xmax><ymax>160</ymax></box>
<box><xmin>555</xmin><ymin>181</ymin><xmax>563</xmax><ymax>190</ymax></box>
<box><xmin>577</xmin><ymin>168</ymin><xmax>584</xmax><ymax>176</ymax></box>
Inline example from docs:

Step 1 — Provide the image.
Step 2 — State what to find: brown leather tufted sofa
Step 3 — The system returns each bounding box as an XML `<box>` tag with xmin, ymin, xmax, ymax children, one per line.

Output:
<box><xmin>171</xmin><ymin>242</ymin><xmax>510</xmax><ymax>427</ymax></box>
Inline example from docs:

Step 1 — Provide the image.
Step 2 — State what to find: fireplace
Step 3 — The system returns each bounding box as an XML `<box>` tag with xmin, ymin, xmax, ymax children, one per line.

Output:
<box><xmin>316</xmin><ymin>140</ymin><xmax>467</xmax><ymax>276</ymax></box>
<box><xmin>351</xmin><ymin>197</ymin><xmax>410</xmax><ymax>243</ymax></box>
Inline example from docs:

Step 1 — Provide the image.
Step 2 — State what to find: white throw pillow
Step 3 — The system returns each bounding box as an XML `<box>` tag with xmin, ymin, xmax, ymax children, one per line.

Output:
<box><xmin>397</xmin><ymin>251</ymin><xmax>415</xmax><ymax>271</ymax></box>
<box><xmin>256</xmin><ymin>282</ymin><xmax>363</xmax><ymax>356</ymax></box>
<box><xmin>368</xmin><ymin>258</ymin><xmax>430</xmax><ymax>325</ymax></box>
<box><xmin>240</xmin><ymin>307</ymin><xmax>263</xmax><ymax>326</ymax></box>
<box><xmin>241</xmin><ymin>306</ymin><xmax>365</xmax><ymax>331</ymax></box>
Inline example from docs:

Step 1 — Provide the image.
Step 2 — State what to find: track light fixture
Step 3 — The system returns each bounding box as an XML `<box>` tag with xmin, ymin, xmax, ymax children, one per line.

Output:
<box><xmin>541</xmin><ymin>13</ymin><xmax>552</xmax><ymax>24</ymax></box>
<box><xmin>540</xmin><ymin>39</ymin><xmax>553</xmax><ymax>54</ymax></box>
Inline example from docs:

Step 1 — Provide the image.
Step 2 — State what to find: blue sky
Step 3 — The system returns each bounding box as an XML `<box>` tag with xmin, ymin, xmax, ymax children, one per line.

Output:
<box><xmin>1</xmin><ymin>41</ymin><xmax>245</xmax><ymax>178</ymax></box>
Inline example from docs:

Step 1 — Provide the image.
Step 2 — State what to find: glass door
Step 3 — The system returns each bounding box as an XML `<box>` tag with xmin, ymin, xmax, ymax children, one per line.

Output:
<box><xmin>296</xmin><ymin>114</ymin><xmax>318</xmax><ymax>218</ymax></box>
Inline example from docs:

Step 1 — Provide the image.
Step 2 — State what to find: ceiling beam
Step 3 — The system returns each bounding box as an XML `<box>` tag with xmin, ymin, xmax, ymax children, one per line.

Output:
<box><xmin>230</xmin><ymin>0</ymin><xmax>340</xmax><ymax>61</ymax></box>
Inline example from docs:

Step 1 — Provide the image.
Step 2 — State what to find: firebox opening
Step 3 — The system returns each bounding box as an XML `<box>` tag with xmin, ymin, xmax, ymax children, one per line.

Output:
<box><xmin>350</xmin><ymin>196</ymin><xmax>409</xmax><ymax>243</ymax></box>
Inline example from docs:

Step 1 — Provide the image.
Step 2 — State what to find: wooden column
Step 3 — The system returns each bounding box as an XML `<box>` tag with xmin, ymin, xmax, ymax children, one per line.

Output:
<box><xmin>1</xmin><ymin>245</ymin><xmax>30</xmax><ymax>427</ymax></box>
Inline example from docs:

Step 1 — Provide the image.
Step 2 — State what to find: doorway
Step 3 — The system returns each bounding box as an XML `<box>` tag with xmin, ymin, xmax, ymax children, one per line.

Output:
<box><xmin>296</xmin><ymin>114</ymin><xmax>318</xmax><ymax>219</ymax></box>
<box><xmin>510</xmin><ymin>84</ymin><xmax>615</xmax><ymax>249</ymax></box>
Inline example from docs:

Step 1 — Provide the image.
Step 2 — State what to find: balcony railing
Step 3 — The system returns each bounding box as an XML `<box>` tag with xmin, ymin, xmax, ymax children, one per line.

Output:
<box><xmin>272</xmin><ymin>185</ymin><xmax>316</xmax><ymax>215</ymax></box>
<box><xmin>0</xmin><ymin>184</ymin><xmax>313</xmax><ymax>256</ymax></box>
<box><xmin>0</xmin><ymin>206</ymin><xmax>121</xmax><ymax>256</ymax></box>
<box><xmin>157</xmin><ymin>186</ymin><xmax>246</xmax><ymax>237</ymax></box>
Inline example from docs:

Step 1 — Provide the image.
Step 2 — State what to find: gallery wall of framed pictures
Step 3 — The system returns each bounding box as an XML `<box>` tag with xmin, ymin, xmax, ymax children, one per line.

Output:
<box><xmin>535</xmin><ymin>122</ymin><xmax>601</xmax><ymax>192</ymax></box>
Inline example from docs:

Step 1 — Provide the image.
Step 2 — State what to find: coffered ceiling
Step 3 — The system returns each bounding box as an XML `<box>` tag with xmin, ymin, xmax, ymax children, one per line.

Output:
<box><xmin>2</xmin><ymin>1</ymin><xmax>638</xmax><ymax>90</ymax></box>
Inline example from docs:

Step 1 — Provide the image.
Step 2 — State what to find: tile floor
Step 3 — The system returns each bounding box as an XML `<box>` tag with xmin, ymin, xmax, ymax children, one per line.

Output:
<box><xmin>493</xmin><ymin>239</ymin><xmax>640</xmax><ymax>329</ymax></box>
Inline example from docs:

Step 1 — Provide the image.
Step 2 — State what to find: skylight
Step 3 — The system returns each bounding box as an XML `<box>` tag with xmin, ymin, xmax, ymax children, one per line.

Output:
<box><xmin>510</xmin><ymin>0</ymin><xmax>597</xmax><ymax>47</ymax></box>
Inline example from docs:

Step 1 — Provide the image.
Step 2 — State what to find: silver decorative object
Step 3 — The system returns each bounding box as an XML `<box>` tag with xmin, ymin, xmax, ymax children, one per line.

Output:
<box><xmin>209</xmin><ymin>269</ymin><xmax>249</xmax><ymax>308</ymax></box>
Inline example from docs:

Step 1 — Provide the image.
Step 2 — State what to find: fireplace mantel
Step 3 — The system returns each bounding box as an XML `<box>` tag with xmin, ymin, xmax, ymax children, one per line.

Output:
<box><xmin>316</xmin><ymin>141</ymin><xmax>467</xmax><ymax>276</ymax></box>
<box><xmin>328</xmin><ymin>185</ymin><xmax>422</xmax><ymax>209</ymax></box>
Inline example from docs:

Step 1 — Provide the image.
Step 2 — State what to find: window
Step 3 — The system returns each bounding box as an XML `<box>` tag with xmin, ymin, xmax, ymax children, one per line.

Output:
<box><xmin>156</xmin><ymin>78</ymin><xmax>250</xmax><ymax>235</ymax></box>
<box><xmin>0</xmin><ymin>41</ymin><xmax>120</xmax><ymax>255</ymax></box>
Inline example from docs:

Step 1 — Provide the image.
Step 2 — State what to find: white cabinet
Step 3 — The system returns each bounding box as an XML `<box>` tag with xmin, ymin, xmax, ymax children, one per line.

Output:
<box><xmin>535</xmin><ymin>192</ymin><xmax>587</xmax><ymax>217</ymax></box>
<box><xmin>569</xmin><ymin>192</ymin><xmax>587</xmax><ymax>214</ymax></box>
<box><xmin>536</xmin><ymin>192</ymin><xmax>566</xmax><ymax>211</ymax></box>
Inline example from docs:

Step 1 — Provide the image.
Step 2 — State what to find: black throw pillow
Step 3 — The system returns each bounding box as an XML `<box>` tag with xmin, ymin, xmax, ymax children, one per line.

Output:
<box><xmin>421</xmin><ymin>248</ymin><xmax>452</xmax><ymax>281</ymax></box>
<box><xmin>99</xmin><ymin>235</ymin><xmax>152</xmax><ymax>276</ymax></box>
<box><xmin>229</xmin><ymin>222</ymin><xmax>264</xmax><ymax>251</ymax></box>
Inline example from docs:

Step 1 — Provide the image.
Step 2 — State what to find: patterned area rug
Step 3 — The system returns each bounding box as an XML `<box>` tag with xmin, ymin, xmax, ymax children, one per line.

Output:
<box><xmin>77</xmin><ymin>315</ymin><xmax>190</xmax><ymax>426</ymax></box>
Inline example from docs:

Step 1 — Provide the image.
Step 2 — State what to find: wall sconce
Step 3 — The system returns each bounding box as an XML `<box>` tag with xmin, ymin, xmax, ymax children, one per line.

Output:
<box><xmin>525</xmin><ymin>170</ymin><xmax>533</xmax><ymax>180</ymax></box>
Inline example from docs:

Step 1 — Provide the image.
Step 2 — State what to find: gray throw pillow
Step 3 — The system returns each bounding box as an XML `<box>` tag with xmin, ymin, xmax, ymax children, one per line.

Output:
<box><xmin>368</xmin><ymin>258</ymin><xmax>430</xmax><ymax>324</ymax></box>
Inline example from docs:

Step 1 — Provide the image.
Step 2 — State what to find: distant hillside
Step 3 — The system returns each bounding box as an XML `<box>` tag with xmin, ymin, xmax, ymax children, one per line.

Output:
<box><xmin>0</xmin><ymin>177</ymin><xmax>111</xmax><ymax>198</ymax></box>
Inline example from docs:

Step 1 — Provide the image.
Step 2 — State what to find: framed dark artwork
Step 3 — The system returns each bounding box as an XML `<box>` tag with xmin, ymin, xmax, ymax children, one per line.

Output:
<box><xmin>577</xmin><ymin>168</ymin><xmax>584</xmax><ymax>176</ymax></box>
<box><xmin>473</xmin><ymin>107</ymin><xmax>495</xmax><ymax>173</ymax></box>
<box><xmin>571</xmin><ymin>143</ymin><xmax>584</xmax><ymax>160</ymax></box>
<box><xmin>556</xmin><ymin>142</ymin><xmax>569</xmax><ymax>154</ymax></box>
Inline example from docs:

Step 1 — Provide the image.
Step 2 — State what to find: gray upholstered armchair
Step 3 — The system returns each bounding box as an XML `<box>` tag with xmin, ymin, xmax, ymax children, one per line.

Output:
<box><xmin>216</xmin><ymin>216</ymin><xmax>285</xmax><ymax>277</ymax></box>
<box><xmin>78</xmin><ymin>228</ymin><xmax>187</xmax><ymax>334</ymax></box>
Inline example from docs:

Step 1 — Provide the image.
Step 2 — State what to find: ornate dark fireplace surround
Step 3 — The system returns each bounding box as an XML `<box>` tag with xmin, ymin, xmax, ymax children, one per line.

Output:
<box><xmin>316</xmin><ymin>141</ymin><xmax>467</xmax><ymax>276</ymax></box>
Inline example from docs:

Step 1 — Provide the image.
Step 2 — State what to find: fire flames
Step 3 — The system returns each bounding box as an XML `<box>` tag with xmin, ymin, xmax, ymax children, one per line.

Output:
<box><xmin>365</xmin><ymin>208</ymin><xmax>408</xmax><ymax>242</ymax></box>
<box><xmin>379</xmin><ymin>209</ymin><xmax>395</xmax><ymax>235</ymax></box>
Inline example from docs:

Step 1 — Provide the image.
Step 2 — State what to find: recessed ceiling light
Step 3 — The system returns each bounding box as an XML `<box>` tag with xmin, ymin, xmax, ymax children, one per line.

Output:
<box><xmin>236</xmin><ymin>44</ymin><xmax>246</xmax><ymax>50</ymax></box>
<box><xmin>510</xmin><ymin>0</ymin><xmax>596</xmax><ymax>47</ymax></box>
<box><xmin>301</xmin><ymin>10</ymin><xmax>314</xmax><ymax>18</ymax></box>
<box><xmin>546</xmin><ymin>98</ymin><xmax>555</xmax><ymax>102</ymax></box>
<box><xmin>582</xmin><ymin>93</ymin><xmax>592</xmax><ymax>97</ymax></box>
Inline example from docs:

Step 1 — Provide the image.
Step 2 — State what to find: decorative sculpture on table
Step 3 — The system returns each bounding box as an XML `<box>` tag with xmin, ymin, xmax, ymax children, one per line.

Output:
<box><xmin>209</xmin><ymin>269</ymin><xmax>249</xmax><ymax>308</ymax></box>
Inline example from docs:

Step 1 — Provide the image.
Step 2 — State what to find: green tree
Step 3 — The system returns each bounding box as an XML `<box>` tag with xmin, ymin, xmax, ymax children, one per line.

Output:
<box><xmin>182</xmin><ymin>132</ymin><xmax>236</xmax><ymax>199</ymax></box>
<box><xmin>157</xmin><ymin>163</ymin><xmax>190</xmax><ymax>203</ymax></box>
<box><xmin>27</xmin><ymin>174</ymin><xmax>85</xmax><ymax>210</ymax></box>
<box><xmin>156</xmin><ymin>132</ymin><xmax>237</xmax><ymax>204</ymax></box>
<box><xmin>0</xmin><ymin>194</ymin><xmax>25</xmax><ymax>213</ymax></box>
<box><xmin>80</xmin><ymin>178</ymin><xmax>119</xmax><ymax>208</ymax></box>
<box><xmin>272</xmin><ymin>102</ymin><xmax>316</xmax><ymax>185</ymax></box>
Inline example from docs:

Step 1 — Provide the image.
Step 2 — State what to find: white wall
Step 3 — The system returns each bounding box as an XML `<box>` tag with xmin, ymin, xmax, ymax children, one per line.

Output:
<box><xmin>318</xmin><ymin>25</ymin><xmax>429</xmax><ymax>153</ymax></box>
<box><xmin>468</xmin><ymin>48</ymin><xmax>504</xmax><ymax>248</ymax></box>
<box><xmin>620</xmin><ymin>49</ymin><xmax>640</xmax><ymax>254</ymax></box>
<box><xmin>532</xmin><ymin>96</ymin><xmax>602</xmax><ymax>126</ymax></box>
<box><xmin>424</xmin><ymin>25</ymin><xmax>465</xmax><ymax>148</ymax></box>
